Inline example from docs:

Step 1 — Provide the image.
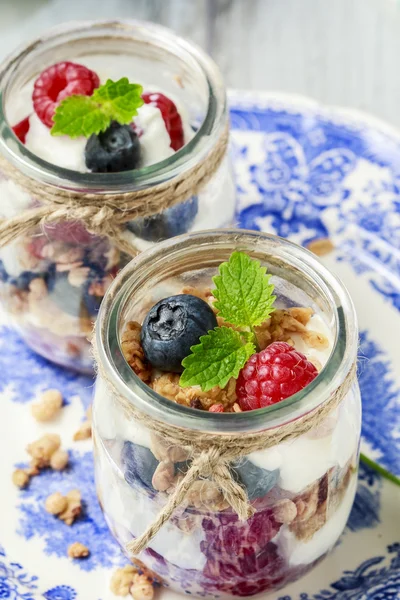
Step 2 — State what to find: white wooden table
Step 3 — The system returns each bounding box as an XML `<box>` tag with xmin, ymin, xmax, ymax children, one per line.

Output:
<box><xmin>2</xmin><ymin>0</ymin><xmax>400</xmax><ymax>128</ymax></box>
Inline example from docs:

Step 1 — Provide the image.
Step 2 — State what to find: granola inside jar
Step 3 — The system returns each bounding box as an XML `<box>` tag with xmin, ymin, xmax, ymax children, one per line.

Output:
<box><xmin>92</xmin><ymin>230</ymin><xmax>360</xmax><ymax>598</ymax></box>
<box><xmin>0</xmin><ymin>20</ymin><xmax>234</xmax><ymax>372</ymax></box>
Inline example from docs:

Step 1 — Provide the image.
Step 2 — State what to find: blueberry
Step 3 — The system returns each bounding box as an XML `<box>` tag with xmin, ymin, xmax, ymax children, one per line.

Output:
<box><xmin>126</xmin><ymin>196</ymin><xmax>198</xmax><ymax>242</ymax></box>
<box><xmin>121</xmin><ymin>441</ymin><xmax>159</xmax><ymax>490</ymax></box>
<box><xmin>231</xmin><ymin>459</ymin><xmax>279</xmax><ymax>500</ymax></box>
<box><xmin>0</xmin><ymin>260</ymin><xmax>9</xmax><ymax>284</ymax></box>
<box><xmin>9</xmin><ymin>270</ymin><xmax>38</xmax><ymax>290</ymax></box>
<box><xmin>49</xmin><ymin>272</ymin><xmax>85</xmax><ymax>317</ymax></box>
<box><xmin>85</xmin><ymin>121</ymin><xmax>141</xmax><ymax>173</ymax></box>
<box><xmin>141</xmin><ymin>294</ymin><xmax>217</xmax><ymax>373</ymax></box>
<box><xmin>44</xmin><ymin>263</ymin><xmax>57</xmax><ymax>292</ymax></box>
<box><xmin>83</xmin><ymin>284</ymin><xmax>102</xmax><ymax>317</ymax></box>
<box><xmin>82</xmin><ymin>266</ymin><xmax>106</xmax><ymax>316</ymax></box>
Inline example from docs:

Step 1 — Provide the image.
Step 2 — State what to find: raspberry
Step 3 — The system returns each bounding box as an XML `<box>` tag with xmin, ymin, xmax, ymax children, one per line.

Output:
<box><xmin>27</xmin><ymin>236</ymin><xmax>48</xmax><ymax>260</ymax></box>
<box><xmin>142</xmin><ymin>92</ymin><xmax>184</xmax><ymax>151</ymax></box>
<box><xmin>201</xmin><ymin>510</ymin><xmax>284</xmax><ymax>596</ymax></box>
<box><xmin>42</xmin><ymin>221</ymin><xmax>95</xmax><ymax>245</ymax></box>
<box><xmin>32</xmin><ymin>62</ymin><xmax>100</xmax><ymax>128</ymax></box>
<box><xmin>12</xmin><ymin>116</ymin><xmax>30</xmax><ymax>143</ymax></box>
<box><xmin>236</xmin><ymin>342</ymin><xmax>318</xmax><ymax>411</ymax></box>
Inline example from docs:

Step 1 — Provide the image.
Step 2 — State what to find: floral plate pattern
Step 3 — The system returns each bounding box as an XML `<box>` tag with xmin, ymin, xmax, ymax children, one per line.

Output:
<box><xmin>0</xmin><ymin>91</ymin><xmax>399</xmax><ymax>599</ymax></box>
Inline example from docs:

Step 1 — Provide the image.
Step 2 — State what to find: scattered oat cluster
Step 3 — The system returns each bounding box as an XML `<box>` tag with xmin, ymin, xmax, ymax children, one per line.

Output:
<box><xmin>73</xmin><ymin>418</ymin><xmax>92</xmax><ymax>441</ymax></box>
<box><xmin>11</xmin><ymin>388</ymin><xmax>157</xmax><ymax>596</ymax></box>
<box><xmin>12</xmin><ymin>388</ymin><xmax>94</xmax><ymax>491</ymax></box>
<box><xmin>31</xmin><ymin>388</ymin><xmax>63</xmax><ymax>422</ymax></box>
<box><xmin>67</xmin><ymin>542</ymin><xmax>90</xmax><ymax>559</ymax></box>
<box><xmin>11</xmin><ymin>389</ymin><xmax>87</xmax><ymax>558</ymax></box>
<box><xmin>110</xmin><ymin>565</ymin><xmax>155</xmax><ymax>600</ymax></box>
<box><xmin>45</xmin><ymin>489</ymin><xmax>82</xmax><ymax>525</ymax></box>
<box><xmin>306</xmin><ymin>237</ymin><xmax>335</xmax><ymax>257</ymax></box>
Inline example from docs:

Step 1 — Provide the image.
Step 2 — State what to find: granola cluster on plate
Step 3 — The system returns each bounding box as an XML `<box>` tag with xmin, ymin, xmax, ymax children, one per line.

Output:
<box><xmin>11</xmin><ymin>386</ymin><xmax>157</xmax><ymax>599</ymax></box>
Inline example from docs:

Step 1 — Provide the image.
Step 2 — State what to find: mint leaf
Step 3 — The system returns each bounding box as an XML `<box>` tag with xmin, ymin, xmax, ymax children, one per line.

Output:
<box><xmin>93</xmin><ymin>78</ymin><xmax>144</xmax><ymax>124</ymax></box>
<box><xmin>51</xmin><ymin>96</ymin><xmax>110</xmax><ymax>138</ymax></box>
<box><xmin>213</xmin><ymin>251</ymin><xmax>276</xmax><ymax>329</ymax></box>
<box><xmin>180</xmin><ymin>327</ymin><xmax>255</xmax><ymax>392</ymax></box>
<box><xmin>51</xmin><ymin>78</ymin><xmax>144</xmax><ymax>138</ymax></box>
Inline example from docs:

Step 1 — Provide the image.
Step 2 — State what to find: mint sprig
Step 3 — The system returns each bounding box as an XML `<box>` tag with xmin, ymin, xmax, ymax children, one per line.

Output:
<box><xmin>180</xmin><ymin>327</ymin><xmax>255</xmax><ymax>392</ymax></box>
<box><xmin>213</xmin><ymin>251</ymin><xmax>276</xmax><ymax>330</ymax></box>
<box><xmin>51</xmin><ymin>78</ymin><xmax>144</xmax><ymax>138</ymax></box>
<box><xmin>180</xmin><ymin>251</ymin><xmax>275</xmax><ymax>391</ymax></box>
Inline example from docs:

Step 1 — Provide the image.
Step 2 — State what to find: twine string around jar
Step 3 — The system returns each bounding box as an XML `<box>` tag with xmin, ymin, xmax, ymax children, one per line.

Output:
<box><xmin>92</xmin><ymin>329</ymin><xmax>357</xmax><ymax>556</ymax></box>
<box><xmin>0</xmin><ymin>122</ymin><xmax>229</xmax><ymax>256</ymax></box>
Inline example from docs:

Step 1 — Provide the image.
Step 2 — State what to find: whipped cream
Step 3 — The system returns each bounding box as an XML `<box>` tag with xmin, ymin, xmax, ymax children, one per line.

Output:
<box><xmin>26</xmin><ymin>114</ymin><xmax>87</xmax><ymax>171</ymax></box>
<box><xmin>8</xmin><ymin>54</ymin><xmax>194</xmax><ymax>172</ymax></box>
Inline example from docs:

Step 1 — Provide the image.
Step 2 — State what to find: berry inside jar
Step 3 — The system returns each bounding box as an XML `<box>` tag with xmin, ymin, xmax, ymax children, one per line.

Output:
<box><xmin>94</xmin><ymin>251</ymin><xmax>361</xmax><ymax>597</ymax></box>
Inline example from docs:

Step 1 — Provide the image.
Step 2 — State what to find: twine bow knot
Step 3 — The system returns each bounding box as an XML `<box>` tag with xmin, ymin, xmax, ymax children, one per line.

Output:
<box><xmin>0</xmin><ymin>123</ymin><xmax>229</xmax><ymax>255</ymax></box>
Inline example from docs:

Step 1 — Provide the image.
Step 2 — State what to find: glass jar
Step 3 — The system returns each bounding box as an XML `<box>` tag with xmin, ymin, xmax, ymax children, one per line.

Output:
<box><xmin>93</xmin><ymin>229</ymin><xmax>360</xmax><ymax>599</ymax></box>
<box><xmin>0</xmin><ymin>20</ymin><xmax>234</xmax><ymax>373</ymax></box>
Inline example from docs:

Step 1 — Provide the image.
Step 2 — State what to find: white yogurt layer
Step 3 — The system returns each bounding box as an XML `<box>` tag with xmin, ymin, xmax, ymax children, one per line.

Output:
<box><xmin>8</xmin><ymin>54</ymin><xmax>194</xmax><ymax>172</ymax></box>
<box><xmin>247</xmin><ymin>383</ymin><xmax>361</xmax><ymax>494</ymax></box>
<box><xmin>93</xmin><ymin>378</ymin><xmax>153</xmax><ymax>449</ymax></box>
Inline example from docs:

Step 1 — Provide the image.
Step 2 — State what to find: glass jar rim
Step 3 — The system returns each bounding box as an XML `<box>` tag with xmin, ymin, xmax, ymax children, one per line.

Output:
<box><xmin>96</xmin><ymin>229</ymin><xmax>358</xmax><ymax>434</ymax></box>
<box><xmin>0</xmin><ymin>19</ymin><xmax>227</xmax><ymax>192</ymax></box>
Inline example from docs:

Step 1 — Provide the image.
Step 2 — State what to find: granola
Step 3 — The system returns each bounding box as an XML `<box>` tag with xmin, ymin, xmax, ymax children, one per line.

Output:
<box><xmin>27</xmin><ymin>434</ymin><xmax>61</xmax><ymax>469</ymax></box>
<box><xmin>31</xmin><ymin>389</ymin><xmax>63</xmax><ymax>422</ymax></box>
<box><xmin>58</xmin><ymin>489</ymin><xmax>82</xmax><ymax>526</ymax></box>
<box><xmin>152</xmin><ymin>373</ymin><xmax>237</xmax><ymax>411</ymax></box>
<box><xmin>307</xmin><ymin>238</ymin><xmax>335</xmax><ymax>257</ymax></box>
<box><xmin>12</xmin><ymin>469</ymin><xmax>30</xmax><ymax>489</ymax></box>
<box><xmin>50</xmin><ymin>449</ymin><xmax>69</xmax><ymax>471</ymax></box>
<box><xmin>67</xmin><ymin>542</ymin><xmax>90</xmax><ymax>559</ymax></box>
<box><xmin>110</xmin><ymin>565</ymin><xmax>138</xmax><ymax>596</ymax></box>
<box><xmin>130</xmin><ymin>573</ymin><xmax>154</xmax><ymax>600</ymax></box>
<box><xmin>45</xmin><ymin>492</ymin><xmax>68</xmax><ymax>515</ymax></box>
<box><xmin>73</xmin><ymin>420</ymin><xmax>92</xmax><ymax>441</ymax></box>
<box><xmin>121</xmin><ymin>321</ymin><xmax>152</xmax><ymax>383</ymax></box>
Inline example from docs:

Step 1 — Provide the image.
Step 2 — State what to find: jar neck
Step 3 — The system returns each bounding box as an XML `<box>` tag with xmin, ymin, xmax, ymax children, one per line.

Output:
<box><xmin>96</xmin><ymin>229</ymin><xmax>358</xmax><ymax>434</ymax></box>
<box><xmin>0</xmin><ymin>19</ymin><xmax>227</xmax><ymax>192</ymax></box>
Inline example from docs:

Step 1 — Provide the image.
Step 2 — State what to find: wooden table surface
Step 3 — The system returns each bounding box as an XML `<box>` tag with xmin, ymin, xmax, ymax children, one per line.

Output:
<box><xmin>2</xmin><ymin>0</ymin><xmax>400</xmax><ymax>128</ymax></box>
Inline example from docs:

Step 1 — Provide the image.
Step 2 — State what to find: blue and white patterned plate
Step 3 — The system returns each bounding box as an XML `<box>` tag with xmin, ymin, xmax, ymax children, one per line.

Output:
<box><xmin>0</xmin><ymin>91</ymin><xmax>399</xmax><ymax>600</ymax></box>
